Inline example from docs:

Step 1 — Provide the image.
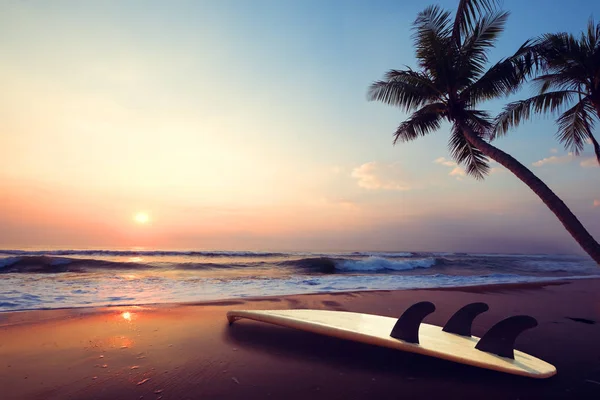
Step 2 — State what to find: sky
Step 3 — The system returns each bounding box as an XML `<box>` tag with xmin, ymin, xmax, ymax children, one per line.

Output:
<box><xmin>1</xmin><ymin>0</ymin><xmax>599</xmax><ymax>254</ymax></box>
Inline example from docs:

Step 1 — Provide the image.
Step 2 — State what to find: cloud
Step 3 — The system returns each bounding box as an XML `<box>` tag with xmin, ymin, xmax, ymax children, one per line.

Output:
<box><xmin>586</xmin><ymin>138</ymin><xmax>593</xmax><ymax>145</ymax></box>
<box><xmin>351</xmin><ymin>162</ymin><xmax>410</xmax><ymax>191</ymax></box>
<box><xmin>532</xmin><ymin>152</ymin><xmax>597</xmax><ymax>168</ymax></box>
<box><xmin>449</xmin><ymin>166</ymin><xmax>466</xmax><ymax>177</ymax></box>
<box><xmin>435</xmin><ymin>157</ymin><xmax>504</xmax><ymax>178</ymax></box>
<box><xmin>594</xmin><ymin>200</ymin><xmax>600</xmax><ymax>208</ymax></box>
<box><xmin>532</xmin><ymin>153</ymin><xmax>574</xmax><ymax>167</ymax></box>
<box><xmin>550</xmin><ymin>148</ymin><xmax>558</xmax><ymax>154</ymax></box>
<box><xmin>434</xmin><ymin>157</ymin><xmax>466</xmax><ymax>179</ymax></box>
<box><xmin>580</xmin><ymin>158</ymin><xmax>598</xmax><ymax>168</ymax></box>
<box><xmin>434</xmin><ymin>157</ymin><xmax>456</xmax><ymax>167</ymax></box>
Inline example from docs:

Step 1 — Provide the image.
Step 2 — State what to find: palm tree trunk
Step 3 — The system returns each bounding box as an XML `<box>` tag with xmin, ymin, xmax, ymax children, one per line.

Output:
<box><xmin>591</xmin><ymin>102</ymin><xmax>600</xmax><ymax>166</ymax></box>
<box><xmin>461</xmin><ymin>126</ymin><xmax>600</xmax><ymax>264</ymax></box>
<box><xmin>588</xmin><ymin>133</ymin><xmax>600</xmax><ymax>166</ymax></box>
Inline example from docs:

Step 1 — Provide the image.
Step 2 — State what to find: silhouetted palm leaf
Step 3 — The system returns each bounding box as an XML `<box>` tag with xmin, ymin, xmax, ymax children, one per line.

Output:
<box><xmin>498</xmin><ymin>18</ymin><xmax>600</xmax><ymax>164</ymax></box>
<box><xmin>393</xmin><ymin>103</ymin><xmax>447</xmax><ymax>144</ymax></box>
<box><xmin>458</xmin><ymin>10</ymin><xmax>509</xmax><ymax>83</ymax></box>
<box><xmin>533</xmin><ymin>73</ymin><xmax>583</xmax><ymax>94</ymax></box>
<box><xmin>412</xmin><ymin>5</ymin><xmax>454</xmax><ymax>85</ymax></box>
<box><xmin>556</xmin><ymin>100</ymin><xmax>596</xmax><ymax>155</ymax></box>
<box><xmin>367</xmin><ymin>77</ymin><xmax>435</xmax><ymax>111</ymax></box>
<box><xmin>464</xmin><ymin>109</ymin><xmax>494</xmax><ymax>133</ymax></box>
<box><xmin>462</xmin><ymin>56</ymin><xmax>522</xmax><ymax>105</ymax></box>
<box><xmin>494</xmin><ymin>91</ymin><xmax>576</xmax><ymax>137</ymax></box>
<box><xmin>449</xmin><ymin>125</ymin><xmax>490</xmax><ymax>179</ymax></box>
<box><xmin>452</xmin><ymin>0</ymin><xmax>499</xmax><ymax>45</ymax></box>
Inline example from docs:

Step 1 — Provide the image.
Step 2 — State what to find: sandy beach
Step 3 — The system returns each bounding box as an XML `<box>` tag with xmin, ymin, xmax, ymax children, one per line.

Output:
<box><xmin>1</xmin><ymin>279</ymin><xmax>599</xmax><ymax>399</ymax></box>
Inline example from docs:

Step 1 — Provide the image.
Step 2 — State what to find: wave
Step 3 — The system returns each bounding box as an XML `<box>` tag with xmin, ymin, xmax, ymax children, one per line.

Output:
<box><xmin>0</xmin><ymin>257</ymin><xmax>22</xmax><ymax>268</ymax></box>
<box><xmin>464</xmin><ymin>252</ymin><xmax>581</xmax><ymax>259</ymax></box>
<box><xmin>349</xmin><ymin>252</ymin><xmax>414</xmax><ymax>258</ymax></box>
<box><xmin>0</xmin><ymin>256</ymin><xmax>258</xmax><ymax>273</ymax></box>
<box><xmin>0</xmin><ymin>253</ymin><xmax>594</xmax><ymax>277</ymax></box>
<box><xmin>337</xmin><ymin>256</ymin><xmax>437</xmax><ymax>272</ymax></box>
<box><xmin>0</xmin><ymin>255</ymin><xmax>438</xmax><ymax>274</ymax></box>
<box><xmin>514</xmin><ymin>259</ymin><xmax>594</xmax><ymax>272</ymax></box>
<box><xmin>278</xmin><ymin>257</ymin><xmax>338</xmax><ymax>273</ymax></box>
<box><xmin>0</xmin><ymin>256</ymin><xmax>156</xmax><ymax>273</ymax></box>
<box><xmin>278</xmin><ymin>256</ymin><xmax>438</xmax><ymax>273</ymax></box>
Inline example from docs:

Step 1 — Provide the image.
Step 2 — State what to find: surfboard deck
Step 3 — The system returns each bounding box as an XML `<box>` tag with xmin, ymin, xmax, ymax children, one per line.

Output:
<box><xmin>227</xmin><ymin>309</ymin><xmax>556</xmax><ymax>379</ymax></box>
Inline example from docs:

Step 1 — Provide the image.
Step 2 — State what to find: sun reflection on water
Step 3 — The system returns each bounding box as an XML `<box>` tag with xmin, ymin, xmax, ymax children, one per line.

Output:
<box><xmin>122</xmin><ymin>311</ymin><xmax>132</xmax><ymax>321</ymax></box>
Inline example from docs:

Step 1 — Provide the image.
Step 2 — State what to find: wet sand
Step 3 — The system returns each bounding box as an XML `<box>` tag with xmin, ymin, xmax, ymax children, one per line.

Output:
<box><xmin>1</xmin><ymin>279</ymin><xmax>600</xmax><ymax>399</ymax></box>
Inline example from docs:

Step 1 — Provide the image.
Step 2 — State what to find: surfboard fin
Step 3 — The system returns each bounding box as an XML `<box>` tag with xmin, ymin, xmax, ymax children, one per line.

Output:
<box><xmin>442</xmin><ymin>302</ymin><xmax>489</xmax><ymax>337</ymax></box>
<box><xmin>390</xmin><ymin>301</ymin><xmax>436</xmax><ymax>344</ymax></box>
<box><xmin>475</xmin><ymin>315</ymin><xmax>538</xmax><ymax>359</ymax></box>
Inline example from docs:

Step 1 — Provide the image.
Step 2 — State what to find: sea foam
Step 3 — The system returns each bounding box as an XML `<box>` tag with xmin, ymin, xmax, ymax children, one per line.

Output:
<box><xmin>337</xmin><ymin>256</ymin><xmax>436</xmax><ymax>272</ymax></box>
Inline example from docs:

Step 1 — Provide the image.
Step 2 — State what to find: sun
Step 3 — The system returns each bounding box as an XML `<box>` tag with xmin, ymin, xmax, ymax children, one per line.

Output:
<box><xmin>134</xmin><ymin>212</ymin><xmax>150</xmax><ymax>224</ymax></box>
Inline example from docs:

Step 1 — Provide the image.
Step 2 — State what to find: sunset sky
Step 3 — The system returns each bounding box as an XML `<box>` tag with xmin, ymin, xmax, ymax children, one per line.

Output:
<box><xmin>1</xmin><ymin>0</ymin><xmax>599</xmax><ymax>254</ymax></box>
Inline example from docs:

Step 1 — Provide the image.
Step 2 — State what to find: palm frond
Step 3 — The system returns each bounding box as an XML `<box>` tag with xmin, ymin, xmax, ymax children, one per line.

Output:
<box><xmin>452</xmin><ymin>0</ymin><xmax>499</xmax><ymax>46</ymax></box>
<box><xmin>449</xmin><ymin>125</ymin><xmax>490</xmax><ymax>179</ymax></box>
<box><xmin>582</xmin><ymin>17</ymin><xmax>599</xmax><ymax>53</ymax></box>
<box><xmin>414</xmin><ymin>5</ymin><xmax>453</xmax><ymax>38</ymax></box>
<box><xmin>556</xmin><ymin>99</ymin><xmax>596</xmax><ymax>155</ymax></box>
<box><xmin>384</xmin><ymin>68</ymin><xmax>442</xmax><ymax>97</ymax></box>
<box><xmin>393</xmin><ymin>103</ymin><xmax>447</xmax><ymax>144</ymax></box>
<box><xmin>533</xmin><ymin>73</ymin><xmax>585</xmax><ymax>94</ymax></box>
<box><xmin>458</xmin><ymin>10</ymin><xmax>509</xmax><ymax>84</ymax></box>
<box><xmin>537</xmin><ymin>32</ymin><xmax>586</xmax><ymax>72</ymax></box>
<box><xmin>497</xmin><ymin>38</ymin><xmax>549</xmax><ymax>82</ymax></box>
<box><xmin>493</xmin><ymin>91</ymin><xmax>576</xmax><ymax>138</ymax></box>
<box><xmin>464</xmin><ymin>109</ymin><xmax>493</xmax><ymax>134</ymax></box>
<box><xmin>461</xmin><ymin>56</ymin><xmax>522</xmax><ymax>105</ymax></box>
<box><xmin>367</xmin><ymin>72</ymin><xmax>437</xmax><ymax>111</ymax></box>
<box><xmin>412</xmin><ymin>5</ymin><xmax>453</xmax><ymax>83</ymax></box>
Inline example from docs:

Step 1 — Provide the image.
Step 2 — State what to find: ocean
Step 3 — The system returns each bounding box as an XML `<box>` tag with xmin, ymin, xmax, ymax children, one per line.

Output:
<box><xmin>1</xmin><ymin>249</ymin><xmax>598</xmax><ymax>312</ymax></box>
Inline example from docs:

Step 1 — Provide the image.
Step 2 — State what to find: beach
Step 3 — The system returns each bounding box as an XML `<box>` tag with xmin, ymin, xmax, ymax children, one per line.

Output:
<box><xmin>2</xmin><ymin>278</ymin><xmax>599</xmax><ymax>399</ymax></box>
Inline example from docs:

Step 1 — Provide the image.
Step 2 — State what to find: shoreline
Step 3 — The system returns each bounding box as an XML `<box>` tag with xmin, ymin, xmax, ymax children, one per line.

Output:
<box><xmin>2</xmin><ymin>275</ymin><xmax>598</xmax><ymax>318</ymax></box>
<box><xmin>2</xmin><ymin>278</ymin><xmax>600</xmax><ymax>398</ymax></box>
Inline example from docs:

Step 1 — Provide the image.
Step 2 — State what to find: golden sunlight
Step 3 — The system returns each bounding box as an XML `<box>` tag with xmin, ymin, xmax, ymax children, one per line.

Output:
<box><xmin>134</xmin><ymin>212</ymin><xmax>150</xmax><ymax>224</ymax></box>
<box><xmin>122</xmin><ymin>311</ymin><xmax>132</xmax><ymax>321</ymax></box>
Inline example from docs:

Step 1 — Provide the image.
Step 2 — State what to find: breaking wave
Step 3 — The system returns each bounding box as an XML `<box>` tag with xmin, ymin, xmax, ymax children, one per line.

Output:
<box><xmin>0</xmin><ymin>251</ymin><xmax>595</xmax><ymax>277</ymax></box>
<box><xmin>0</xmin><ymin>255</ymin><xmax>440</xmax><ymax>274</ymax></box>
<box><xmin>336</xmin><ymin>256</ymin><xmax>437</xmax><ymax>271</ymax></box>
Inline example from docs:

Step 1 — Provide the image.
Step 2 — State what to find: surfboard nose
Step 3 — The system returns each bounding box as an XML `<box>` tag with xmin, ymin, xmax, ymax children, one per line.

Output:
<box><xmin>227</xmin><ymin>311</ymin><xmax>242</xmax><ymax>325</ymax></box>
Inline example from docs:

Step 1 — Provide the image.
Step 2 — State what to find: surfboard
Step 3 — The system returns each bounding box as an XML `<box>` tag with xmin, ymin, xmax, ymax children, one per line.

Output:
<box><xmin>227</xmin><ymin>304</ymin><xmax>556</xmax><ymax>379</ymax></box>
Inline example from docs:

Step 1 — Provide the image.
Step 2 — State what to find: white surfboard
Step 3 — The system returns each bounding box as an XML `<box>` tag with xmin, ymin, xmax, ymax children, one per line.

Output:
<box><xmin>227</xmin><ymin>309</ymin><xmax>556</xmax><ymax>379</ymax></box>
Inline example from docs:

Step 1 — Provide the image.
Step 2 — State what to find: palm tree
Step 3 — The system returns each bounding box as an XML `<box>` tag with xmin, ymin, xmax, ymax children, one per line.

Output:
<box><xmin>367</xmin><ymin>0</ymin><xmax>600</xmax><ymax>264</ymax></box>
<box><xmin>495</xmin><ymin>19</ymin><xmax>600</xmax><ymax>165</ymax></box>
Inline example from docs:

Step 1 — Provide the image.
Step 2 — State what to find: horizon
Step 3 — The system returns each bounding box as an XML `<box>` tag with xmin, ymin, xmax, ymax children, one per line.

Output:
<box><xmin>0</xmin><ymin>245</ymin><xmax>587</xmax><ymax>256</ymax></box>
<box><xmin>1</xmin><ymin>0</ymin><xmax>600</xmax><ymax>256</ymax></box>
